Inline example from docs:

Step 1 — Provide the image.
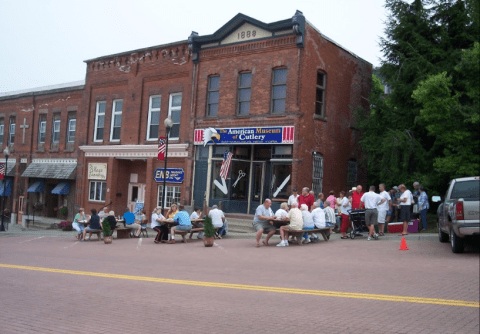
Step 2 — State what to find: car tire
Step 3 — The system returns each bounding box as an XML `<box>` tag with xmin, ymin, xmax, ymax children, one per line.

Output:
<box><xmin>438</xmin><ymin>223</ymin><xmax>448</xmax><ymax>243</ymax></box>
<box><xmin>450</xmin><ymin>228</ymin><xmax>464</xmax><ymax>253</ymax></box>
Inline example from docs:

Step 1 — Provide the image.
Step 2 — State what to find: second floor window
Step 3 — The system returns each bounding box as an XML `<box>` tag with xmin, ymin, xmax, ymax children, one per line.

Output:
<box><xmin>272</xmin><ymin>68</ymin><xmax>287</xmax><ymax>113</ymax></box>
<box><xmin>67</xmin><ymin>116</ymin><xmax>76</xmax><ymax>143</ymax></box>
<box><xmin>38</xmin><ymin>115</ymin><xmax>46</xmax><ymax>143</ymax></box>
<box><xmin>207</xmin><ymin>76</ymin><xmax>219</xmax><ymax>117</ymax></box>
<box><xmin>315</xmin><ymin>72</ymin><xmax>326</xmax><ymax>117</ymax></box>
<box><xmin>9</xmin><ymin>117</ymin><xmax>15</xmax><ymax>144</ymax></box>
<box><xmin>169</xmin><ymin>93</ymin><xmax>182</xmax><ymax>140</ymax></box>
<box><xmin>147</xmin><ymin>96</ymin><xmax>161</xmax><ymax>140</ymax></box>
<box><xmin>0</xmin><ymin>119</ymin><xmax>4</xmax><ymax>145</ymax></box>
<box><xmin>238</xmin><ymin>72</ymin><xmax>252</xmax><ymax>115</ymax></box>
<box><xmin>110</xmin><ymin>99</ymin><xmax>123</xmax><ymax>141</ymax></box>
<box><xmin>94</xmin><ymin>101</ymin><xmax>106</xmax><ymax>142</ymax></box>
<box><xmin>52</xmin><ymin>114</ymin><xmax>61</xmax><ymax>143</ymax></box>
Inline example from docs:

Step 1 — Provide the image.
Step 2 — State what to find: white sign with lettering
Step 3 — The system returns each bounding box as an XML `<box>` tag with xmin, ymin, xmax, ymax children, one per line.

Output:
<box><xmin>221</xmin><ymin>23</ymin><xmax>272</xmax><ymax>45</ymax></box>
<box><xmin>88</xmin><ymin>163</ymin><xmax>107</xmax><ymax>180</ymax></box>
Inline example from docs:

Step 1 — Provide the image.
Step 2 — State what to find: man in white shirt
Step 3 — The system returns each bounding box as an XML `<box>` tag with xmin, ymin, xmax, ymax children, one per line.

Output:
<box><xmin>360</xmin><ymin>185</ymin><xmax>386</xmax><ymax>241</ymax></box>
<box><xmin>398</xmin><ymin>184</ymin><xmax>412</xmax><ymax>236</ymax></box>
<box><xmin>253</xmin><ymin>199</ymin><xmax>277</xmax><ymax>247</ymax></box>
<box><xmin>377</xmin><ymin>183</ymin><xmax>392</xmax><ymax>236</ymax></box>
<box><xmin>311</xmin><ymin>203</ymin><xmax>326</xmax><ymax>228</ymax></box>
<box><xmin>287</xmin><ymin>188</ymin><xmax>299</xmax><ymax>208</ymax></box>
<box><xmin>208</xmin><ymin>205</ymin><xmax>226</xmax><ymax>238</ymax></box>
<box><xmin>190</xmin><ymin>207</ymin><xmax>203</xmax><ymax>239</ymax></box>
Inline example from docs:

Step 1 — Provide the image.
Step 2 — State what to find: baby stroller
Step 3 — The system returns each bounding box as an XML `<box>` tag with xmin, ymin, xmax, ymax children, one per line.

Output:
<box><xmin>348</xmin><ymin>209</ymin><xmax>368</xmax><ymax>239</ymax></box>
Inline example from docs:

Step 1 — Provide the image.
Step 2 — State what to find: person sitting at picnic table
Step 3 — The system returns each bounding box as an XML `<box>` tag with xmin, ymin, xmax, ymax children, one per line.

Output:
<box><xmin>151</xmin><ymin>207</ymin><xmax>167</xmax><ymax>244</ymax></box>
<box><xmin>98</xmin><ymin>205</ymin><xmax>109</xmax><ymax>220</ymax></box>
<box><xmin>168</xmin><ymin>204</ymin><xmax>192</xmax><ymax>244</ymax></box>
<box><xmin>123</xmin><ymin>207</ymin><xmax>141</xmax><ymax>238</ymax></box>
<box><xmin>190</xmin><ymin>207</ymin><xmax>204</xmax><ymax>239</ymax></box>
<box><xmin>166</xmin><ymin>204</ymin><xmax>178</xmax><ymax>219</ymax></box>
<box><xmin>323</xmin><ymin>200</ymin><xmax>336</xmax><ymax>234</ymax></box>
<box><xmin>82</xmin><ymin>208</ymin><xmax>102</xmax><ymax>241</ymax></box>
<box><xmin>315</xmin><ymin>192</ymin><xmax>325</xmax><ymax>209</ymax></box>
<box><xmin>277</xmin><ymin>202</ymin><xmax>303</xmax><ymax>247</ymax></box>
<box><xmin>311</xmin><ymin>202</ymin><xmax>326</xmax><ymax>231</ymax></box>
<box><xmin>274</xmin><ymin>202</ymin><xmax>289</xmax><ymax>228</ymax></box>
<box><xmin>300</xmin><ymin>204</ymin><xmax>314</xmax><ymax>243</ymax></box>
<box><xmin>208</xmin><ymin>205</ymin><xmax>226</xmax><ymax>239</ymax></box>
<box><xmin>105</xmin><ymin>210</ymin><xmax>117</xmax><ymax>233</ymax></box>
<box><xmin>72</xmin><ymin>208</ymin><xmax>86</xmax><ymax>240</ymax></box>
<box><xmin>252</xmin><ymin>199</ymin><xmax>277</xmax><ymax>247</ymax></box>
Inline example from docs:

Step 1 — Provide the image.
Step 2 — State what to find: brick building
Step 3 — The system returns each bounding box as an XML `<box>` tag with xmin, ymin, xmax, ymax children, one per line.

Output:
<box><xmin>0</xmin><ymin>10</ymin><xmax>371</xmax><ymax>221</ymax></box>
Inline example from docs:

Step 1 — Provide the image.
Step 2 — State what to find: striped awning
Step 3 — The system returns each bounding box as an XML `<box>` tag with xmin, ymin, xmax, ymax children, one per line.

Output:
<box><xmin>51</xmin><ymin>182</ymin><xmax>70</xmax><ymax>195</ymax></box>
<box><xmin>27</xmin><ymin>180</ymin><xmax>45</xmax><ymax>193</ymax></box>
<box><xmin>0</xmin><ymin>178</ymin><xmax>12</xmax><ymax>197</ymax></box>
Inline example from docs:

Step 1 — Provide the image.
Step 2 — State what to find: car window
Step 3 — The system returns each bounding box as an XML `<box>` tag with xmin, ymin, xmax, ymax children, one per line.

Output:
<box><xmin>450</xmin><ymin>180</ymin><xmax>480</xmax><ymax>200</ymax></box>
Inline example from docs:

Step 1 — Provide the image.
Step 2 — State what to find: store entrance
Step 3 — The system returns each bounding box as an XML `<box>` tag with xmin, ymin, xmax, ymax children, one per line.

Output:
<box><xmin>128</xmin><ymin>183</ymin><xmax>145</xmax><ymax>213</ymax></box>
<box><xmin>249</xmin><ymin>162</ymin><xmax>265</xmax><ymax>214</ymax></box>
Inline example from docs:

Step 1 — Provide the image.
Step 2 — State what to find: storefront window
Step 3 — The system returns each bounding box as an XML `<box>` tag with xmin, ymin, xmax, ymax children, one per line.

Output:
<box><xmin>211</xmin><ymin>160</ymin><xmax>229</xmax><ymax>199</ymax></box>
<box><xmin>230</xmin><ymin>161</ymin><xmax>249</xmax><ymax>201</ymax></box>
<box><xmin>157</xmin><ymin>185</ymin><xmax>180</xmax><ymax>208</ymax></box>
<box><xmin>89</xmin><ymin>181</ymin><xmax>107</xmax><ymax>202</ymax></box>
<box><xmin>270</xmin><ymin>164</ymin><xmax>291</xmax><ymax>200</ymax></box>
<box><xmin>254</xmin><ymin>145</ymin><xmax>271</xmax><ymax>160</ymax></box>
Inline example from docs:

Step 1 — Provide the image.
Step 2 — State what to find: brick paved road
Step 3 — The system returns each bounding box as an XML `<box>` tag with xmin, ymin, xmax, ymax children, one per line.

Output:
<box><xmin>0</xmin><ymin>230</ymin><xmax>478</xmax><ymax>334</ymax></box>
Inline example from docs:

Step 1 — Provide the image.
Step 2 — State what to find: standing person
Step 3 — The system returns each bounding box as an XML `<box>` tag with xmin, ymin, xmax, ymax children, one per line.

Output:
<box><xmin>387</xmin><ymin>186</ymin><xmax>399</xmax><ymax>223</ymax></box>
<box><xmin>323</xmin><ymin>201</ymin><xmax>336</xmax><ymax>234</ymax></box>
<box><xmin>326</xmin><ymin>191</ymin><xmax>336</xmax><ymax>209</ymax></box>
<box><xmin>123</xmin><ymin>207</ymin><xmax>141</xmax><ymax>238</ymax></box>
<box><xmin>418</xmin><ymin>186</ymin><xmax>430</xmax><ymax>232</ymax></box>
<box><xmin>314</xmin><ymin>192</ymin><xmax>325</xmax><ymax>209</ymax></box>
<box><xmin>287</xmin><ymin>188</ymin><xmax>299</xmax><ymax>209</ymax></box>
<box><xmin>352</xmin><ymin>185</ymin><xmax>364</xmax><ymax>210</ymax></box>
<box><xmin>360</xmin><ymin>186</ymin><xmax>386</xmax><ymax>241</ymax></box>
<box><xmin>82</xmin><ymin>208</ymin><xmax>102</xmax><ymax>241</ymax></box>
<box><xmin>72</xmin><ymin>208</ymin><xmax>86</xmax><ymax>241</ymax></box>
<box><xmin>168</xmin><ymin>205</ymin><xmax>192</xmax><ymax>244</ymax></box>
<box><xmin>190</xmin><ymin>207</ymin><xmax>204</xmax><ymax>239</ymax></box>
<box><xmin>297</xmin><ymin>187</ymin><xmax>315</xmax><ymax>210</ymax></box>
<box><xmin>340</xmin><ymin>191</ymin><xmax>352</xmax><ymax>239</ymax></box>
<box><xmin>151</xmin><ymin>207</ymin><xmax>167</xmax><ymax>244</ymax></box>
<box><xmin>398</xmin><ymin>184</ymin><xmax>412</xmax><ymax>236</ymax></box>
<box><xmin>208</xmin><ymin>205</ymin><xmax>226</xmax><ymax>238</ymax></box>
<box><xmin>252</xmin><ymin>199</ymin><xmax>277</xmax><ymax>247</ymax></box>
<box><xmin>277</xmin><ymin>202</ymin><xmax>303</xmax><ymax>247</ymax></box>
<box><xmin>377</xmin><ymin>183</ymin><xmax>392</xmax><ymax>236</ymax></box>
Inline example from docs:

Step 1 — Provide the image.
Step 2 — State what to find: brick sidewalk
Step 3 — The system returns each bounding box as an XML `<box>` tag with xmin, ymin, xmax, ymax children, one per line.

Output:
<box><xmin>0</xmin><ymin>232</ymin><xmax>478</xmax><ymax>333</ymax></box>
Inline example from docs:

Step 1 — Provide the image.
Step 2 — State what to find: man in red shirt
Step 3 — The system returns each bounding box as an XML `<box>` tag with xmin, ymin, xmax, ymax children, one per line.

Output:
<box><xmin>352</xmin><ymin>185</ymin><xmax>364</xmax><ymax>210</ymax></box>
<box><xmin>297</xmin><ymin>187</ymin><xmax>315</xmax><ymax>210</ymax></box>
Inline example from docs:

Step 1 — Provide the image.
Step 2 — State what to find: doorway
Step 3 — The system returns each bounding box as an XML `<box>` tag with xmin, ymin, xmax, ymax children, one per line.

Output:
<box><xmin>249</xmin><ymin>162</ymin><xmax>265</xmax><ymax>214</ymax></box>
<box><xmin>128</xmin><ymin>183</ymin><xmax>145</xmax><ymax>213</ymax></box>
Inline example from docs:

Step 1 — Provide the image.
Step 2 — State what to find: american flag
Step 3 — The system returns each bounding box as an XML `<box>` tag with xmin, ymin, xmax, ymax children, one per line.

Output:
<box><xmin>157</xmin><ymin>137</ymin><xmax>166</xmax><ymax>161</ymax></box>
<box><xmin>0</xmin><ymin>163</ymin><xmax>4</xmax><ymax>180</ymax></box>
<box><xmin>219</xmin><ymin>151</ymin><xmax>233</xmax><ymax>180</ymax></box>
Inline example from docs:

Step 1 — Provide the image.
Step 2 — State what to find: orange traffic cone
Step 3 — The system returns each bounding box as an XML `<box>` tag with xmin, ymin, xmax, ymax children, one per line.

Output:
<box><xmin>399</xmin><ymin>237</ymin><xmax>409</xmax><ymax>250</ymax></box>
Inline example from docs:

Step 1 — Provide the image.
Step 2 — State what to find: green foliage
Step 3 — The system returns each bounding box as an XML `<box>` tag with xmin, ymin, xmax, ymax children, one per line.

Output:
<box><xmin>59</xmin><ymin>207</ymin><xmax>68</xmax><ymax>216</ymax></box>
<box><xmin>102</xmin><ymin>218</ymin><xmax>112</xmax><ymax>237</ymax></box>
<box><xmin>203</xmin><ymin>216</ymin><xmax>215</xmax><ymax>238</ymax></box>
<box><xmin>359</xmin><ymin>0</ymin><xmax>479</xmax><ymax>194</ymax></box>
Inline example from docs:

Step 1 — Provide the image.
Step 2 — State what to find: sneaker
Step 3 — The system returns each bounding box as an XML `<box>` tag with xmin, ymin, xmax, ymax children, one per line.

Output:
<box><xmin>367</xmin><ymin>237</ymin><xmax>372</xmax><ymax>241</ymax></box>
<box><xmin>374</xmin><ymin>233</ymin><xmax>379</xmax><ymax>240</ymax></box>
<box><xmin>276</xmin><ymin>241</ymin><xmax>287</xmax><ymax>247</ymax></box>
<box><xmin>284</xmin><ymin>240</ymin><xmax>289</xmax><ymax>247</ymax></box>
<box><xmin>304</xmin><ymin>238</ymin><xmax>311</xmax><ymax>244</ymax></box>
<box><xmin>311</xmin><ymin>233</ymin><xmax>318</xmax><ymax>239</ymax></box>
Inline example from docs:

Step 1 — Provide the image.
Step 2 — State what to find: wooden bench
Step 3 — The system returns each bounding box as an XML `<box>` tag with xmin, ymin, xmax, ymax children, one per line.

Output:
<box><xmin>85</xmin><ymin>230</ymin><xmax>102</xmax><ymax>241</ymax></box>
<box><xmin>173</xmin><ymin>227</ymin><xmax>220</xmax><ymax>242</ymax></box>
<box><xmin>115</xmin><ymin>227</ymin><xmax>131</xmax><ymax>239</ymax></box>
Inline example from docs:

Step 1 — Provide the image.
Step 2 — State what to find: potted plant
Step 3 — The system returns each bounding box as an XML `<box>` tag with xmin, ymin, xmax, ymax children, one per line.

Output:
<box><xmin>102</xmin><ymin>218</ymin><xmax>113</xmax><ymax>244</ymax></box>
<box><xmin>203</xmin><ymin>216</ymin><xmax>215</xmax><ymax>247</ymax></box>
<box><xmin>58</xmin><ymin>221</ymin><xmax>72</xmax><ymax>231</ymax></box>
<box><xmin>59</xmin><ymin>206</ymin><xmax>68</xmax><ymax>217</ymax></box>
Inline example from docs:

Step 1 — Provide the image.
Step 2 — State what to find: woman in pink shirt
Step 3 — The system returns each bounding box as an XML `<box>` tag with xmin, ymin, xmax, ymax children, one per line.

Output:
<box><xmin>326</xmin><ymin>190</ymin><xmax>336</xmax><ymax>210</ymax></box>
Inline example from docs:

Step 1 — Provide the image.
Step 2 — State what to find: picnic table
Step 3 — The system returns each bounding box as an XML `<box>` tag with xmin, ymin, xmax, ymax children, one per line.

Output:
<box><xmin>266</xmin><ymin>218</ymin><xmax>331</xmax><ymax>245</ymax></box>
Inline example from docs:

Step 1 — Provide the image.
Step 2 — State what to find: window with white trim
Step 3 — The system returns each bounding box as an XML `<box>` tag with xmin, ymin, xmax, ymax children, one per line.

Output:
<box><xmin>147</xmin><ymin>96</ymin><xmax>161</xmax><ymax>140</ymax></box>
<box><xmin>67</xmin><ymin>115</ymin><xmax>76</xmax><ymax>143</ymax></box>
<box><xmin>52</xmin><ymin>114</ymin><xmax>61</xmax><ymax>143</ymax></box>
<box><xmin>94</xmin><ymin>101</ymin><xmax>106</xmax><ymax>142</ymax></box>
<box><xmin>89</xmin><ymin>181</ymin><xmax>107</xmax><ymax>202</ymax></box>
<box><xmin>312</xmin><ymin>153</ymin><xmax>323</xmax><ymax>194</ymax></box>
<box><xmin>157</xmin><ymin>185</ymin><xmax>181</xmax><ymax>208</ymax></box>
<box><xmin>110</xmin><ymin>99</ymin><xmax>122</xmax><ymax>141</ymax></box>
<box><xmin>168</xmin><ymin>93</ymin><xmax>182</xmax><ymax>139</ymax></box>
<box><xmin>9</xmin><ymin>117</ymin><xmax>16</xmax><ymax>144</ymax></box>
<box><xmin>38</xmin><ymin>115</ymin><xmax>46</xmax><ymax>143</ymax></box>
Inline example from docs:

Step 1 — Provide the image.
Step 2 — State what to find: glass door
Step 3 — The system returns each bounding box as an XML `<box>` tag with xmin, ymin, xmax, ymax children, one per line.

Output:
<box><xmin>128</xmin><ymin>183</ymin><xmax>145</xmax><ymax>213</ymax></box>
<box><xmin>249</xmin><ymin>162</ymin><xmax>264</xmax><ymax>214</ymax></box>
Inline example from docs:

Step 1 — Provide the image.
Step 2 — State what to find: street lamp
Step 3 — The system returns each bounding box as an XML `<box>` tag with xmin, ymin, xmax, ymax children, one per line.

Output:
<box><xmin>1</xmin><ymin>146</ymin><xmax>10</xmax><ymax>231</ymax></box>
<box><xmin>161</xmin><ymin>116</ymin><xmax>173</xmax><ymax>216</ymax></box>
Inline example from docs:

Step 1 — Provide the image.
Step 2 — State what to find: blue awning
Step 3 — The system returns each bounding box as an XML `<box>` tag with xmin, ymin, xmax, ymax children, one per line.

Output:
<box><xmin>51</xmin><ymin>182</ymin><xmax>70</xmax><ymax>195</ymax></box>
<box><xmin>0</xmin><ymin>178</ymin><xmax>12</xmax><ymax>197</ymax></box>
<box><xmin>27</xmin><ymin>180</ymin><xmax>45</xmax><ymax>193</ymax></box>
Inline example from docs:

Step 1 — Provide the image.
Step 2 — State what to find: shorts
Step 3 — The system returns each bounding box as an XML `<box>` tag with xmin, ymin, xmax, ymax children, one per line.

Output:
<box><xmin>303</xmin><ymin>226</ymin><xmax>314</xmax><ymax>230</ymax></box>
<box><xmin>176</xmin><ymin>224</ymin><xmax>192</xmax><ymax>231</ymax></box>
<box><xmin>364</xmin><ymin>209</ymin><xmax>378</xmax><ymax>226</ymax></box>
<box><xmin>377</xmin><ymin>209</ymin><xmax>387</xmax><ymax>223</ymax></box>
<box><xmin>387</xmin><ymin>210</ymin><xmax>393</xmax><ymax>216</ymax></box>
<box><xmin>85</xmin><ymin>226</ymin><xmax>101</xmax><ymax>231</ymax></box>
<box><xmin>400</xmin><ymin>205</ymin><xmax>411</xmax><ymax>222</ymax></box>
<box><xmin>325</xmin><ymin>222</ymin><xmax>334</xmax><ymax>227</ymax></box>
<box><xmin>252</xmin><ymin>221</ymin><xmax>276</xmax><ymax>232</ymax></box>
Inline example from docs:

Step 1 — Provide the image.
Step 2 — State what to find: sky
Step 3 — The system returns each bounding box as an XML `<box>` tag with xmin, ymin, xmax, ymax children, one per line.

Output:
<box><xmin>0</xmin><ymin>0</ymin><xmax>387</xmax><ymax>94</ymax></box>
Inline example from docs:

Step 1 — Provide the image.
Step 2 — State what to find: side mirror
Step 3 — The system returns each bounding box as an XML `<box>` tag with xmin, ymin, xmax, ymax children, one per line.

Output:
<box><xmin>432</xmin><ymin>196</ymin><xmax>441</xmax><ymax>203</ymax></box>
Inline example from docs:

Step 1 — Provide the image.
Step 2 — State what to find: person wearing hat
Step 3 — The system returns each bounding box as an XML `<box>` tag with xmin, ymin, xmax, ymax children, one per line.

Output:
<box><xmin>105</xmin><ymin>210</ymin><xmax>118</xmax><ymax>233</ymax></box>
<box><xmin>287</xmin><ymin>188</ymin><xmax>299</xmax><ymax>209</ymax></box>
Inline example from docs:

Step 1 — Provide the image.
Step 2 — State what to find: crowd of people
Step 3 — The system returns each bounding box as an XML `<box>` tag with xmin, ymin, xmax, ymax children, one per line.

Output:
<box><xmin>253</xmin><ymin>182</ymin><xmax>429</xmax><ymax>247</ymax></box>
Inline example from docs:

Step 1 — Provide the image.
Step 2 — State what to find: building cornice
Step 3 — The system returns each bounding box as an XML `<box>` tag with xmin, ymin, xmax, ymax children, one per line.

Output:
<box><xmin>79</xmin><ymin>144</ymin><xmax>189</xmax><ymax>158</ymax></box>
